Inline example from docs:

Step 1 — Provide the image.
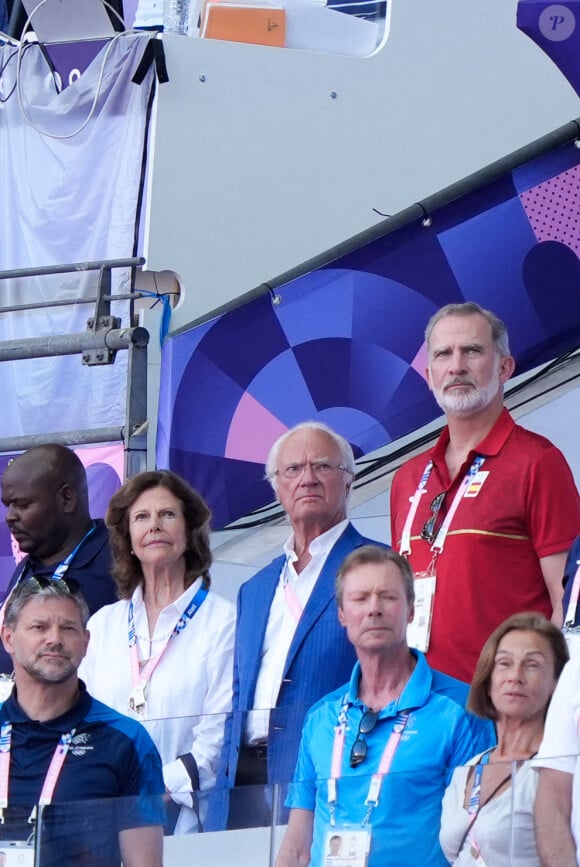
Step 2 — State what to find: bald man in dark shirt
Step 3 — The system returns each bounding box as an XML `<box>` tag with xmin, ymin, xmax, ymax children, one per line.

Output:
<box><xmin>0</xmin><ymin>444</ymin><xmax>117</xmax><ymax>673</ymax></box>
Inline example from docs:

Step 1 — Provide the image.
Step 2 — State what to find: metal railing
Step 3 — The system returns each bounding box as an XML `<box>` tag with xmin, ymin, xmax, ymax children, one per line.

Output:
<box><xmin>0</xmin><ymin>256</ymin><xmax>149</xmax><ymax>478</ymax></box>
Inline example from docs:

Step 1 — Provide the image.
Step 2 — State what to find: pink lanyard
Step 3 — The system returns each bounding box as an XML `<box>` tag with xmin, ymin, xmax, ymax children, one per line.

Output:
<box><xmin>328</xmin><ymin>700</ymin><xmax>409</xmax><ymax>826</ymax></box>
<box><xmin>0</xmin><ymin>722</ymin><xmax>75</xmax><ymax>821</ymax></box>
<box><xmin>128</xmin><ymin>585</ymin><xmax>208</xmax><ymax>695</ymax></box>
<box><xmin>564</xmin><ymin>562</ymin><xmax>580</xmax><ymax>627</ymax></box>
<box><xmin>399</xmin><ymin>456</ymin><xmax>486</xmax><ymax>557</ymax></box>
<box><xmin>282</xmin><ymin>562</ymin><xmax>303</xmax><ymax>624</ymax></box>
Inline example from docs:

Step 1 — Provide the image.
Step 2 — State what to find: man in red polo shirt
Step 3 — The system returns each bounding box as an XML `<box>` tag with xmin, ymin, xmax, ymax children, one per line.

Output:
<box><xmin>390</xmin><ymin>301</ymin><xmax>580</xmax><ymax>682</ymax></box>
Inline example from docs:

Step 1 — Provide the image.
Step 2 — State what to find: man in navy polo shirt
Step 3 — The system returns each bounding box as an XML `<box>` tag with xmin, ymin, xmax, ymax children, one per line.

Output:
<box><xmin>0</xmin><ymin>444</ymin><xmax>118</xmax><ymax>673</ymax></box>
<box><xmin>0</xmin><ymin>576</ymin><xmax>165</xmax><ymax>866</ymax></box>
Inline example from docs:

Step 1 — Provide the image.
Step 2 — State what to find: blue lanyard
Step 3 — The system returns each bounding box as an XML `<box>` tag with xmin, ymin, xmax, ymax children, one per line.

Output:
<box><xmin>128</xmin><ymin>583</ymin><xmax>208</xmax><ymax>650</ymax></box>
<box><xmin>468</xmin><ymin>749</ymin><xmax>493</xmax><ymax>816</ymax></box>
<box><xmin>50</xmin><ymin>524</ymin><xmax>96</xmax><ymax>581</ymax></box>
<box><xmin>16</xmin><ymin>523</ymin><xmax>96</xmax><ymax>587</ymax></box>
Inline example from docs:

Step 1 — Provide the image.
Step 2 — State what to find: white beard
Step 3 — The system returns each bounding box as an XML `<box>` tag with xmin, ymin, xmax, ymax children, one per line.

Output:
<box><xmin>431</xmin><ymin>358</ymin><xmax>502</xmax><ymax>418</ymax></box>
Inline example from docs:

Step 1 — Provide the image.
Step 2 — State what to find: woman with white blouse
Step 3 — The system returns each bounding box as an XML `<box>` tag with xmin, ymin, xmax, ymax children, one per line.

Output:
<box><xmin>79</xmin><ymin>470</ymin><xmax>235</xmax><ymax>835</ymax></box>
<box><xmin>439</xmin><ymin>612</ymin><xmax>568</xmax><ymax>866</ymax></box>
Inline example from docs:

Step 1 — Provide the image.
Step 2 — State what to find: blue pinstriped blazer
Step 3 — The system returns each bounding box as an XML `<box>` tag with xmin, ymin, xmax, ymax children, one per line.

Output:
<box><xmin>207</xmin><ymin>523</ymin><xmax>386</xmax><ymax>829</ymax></box>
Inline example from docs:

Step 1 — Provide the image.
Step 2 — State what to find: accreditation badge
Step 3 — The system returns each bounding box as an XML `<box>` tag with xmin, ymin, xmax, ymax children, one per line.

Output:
<box><xmin>406</xmin><ymin>572</ymin><xmax>436</xmax><ymax>652</ymax></box>
<box><xmin>0</xmin><ymin>840</ymin><xmax>35</xmax><ymax>865</ymax></box>
<box><xmin>0</xmin><ymin>675</ymin><xmax>14</xmax><ymax>704</ymax></box>
<box><xmin>322</xmin><ymin>826</ymin><xmax>371</xmax><ymax>867</ymax></box>
<box><xmin>127</xmin><ymin>685</ymin><xmax>147</xmax><ymax>714</ymax></box>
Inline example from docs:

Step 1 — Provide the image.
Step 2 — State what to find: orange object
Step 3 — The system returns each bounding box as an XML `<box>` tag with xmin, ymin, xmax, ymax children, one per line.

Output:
<box><xmin>201</xmin><ymin>2</ymin><xmax>286</xmax><ymax>46</ymax></box>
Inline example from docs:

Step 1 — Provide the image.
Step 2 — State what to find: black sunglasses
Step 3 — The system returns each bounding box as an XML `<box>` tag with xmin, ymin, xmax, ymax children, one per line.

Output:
<box><xmin>27</xmin><ymin>576</ymin><xmax>81</xmax><ymax>595</ymax></box>
<box><xmin>421</xmin><ymin>491</ymin><xmax>446</xmax><ymax>543</ymax></box>
<box><xmin>349</xmin><ymin>709</ymin><xmax>379</xmax><ymax>768</ymax></box>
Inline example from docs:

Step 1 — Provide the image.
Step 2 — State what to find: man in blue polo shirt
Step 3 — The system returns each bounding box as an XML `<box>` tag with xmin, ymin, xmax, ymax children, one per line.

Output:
<box><xmin>276</xmin><ymin>546</ymin><xmax>495</xmax><ymax>867</ymax></box>
<box><xmin>0</xmin><ymin>575</ymin><xmax>165</xmax><ymax>866</ymax></box>
<box><xmin>0</xmin><ymin>444</ymin><xmax>118</xmax><ymax>673</ymax></box>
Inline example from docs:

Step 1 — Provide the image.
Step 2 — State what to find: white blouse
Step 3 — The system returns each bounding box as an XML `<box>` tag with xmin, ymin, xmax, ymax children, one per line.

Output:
<box><xmin>79</xmin><ymin>578</ymin><xmax>235</xmax><ymax>833</ymax></box>
<box><xmin>439</xmin><ymin>751</ymin><xmax>541</xmax><ymax>867</ymax></box>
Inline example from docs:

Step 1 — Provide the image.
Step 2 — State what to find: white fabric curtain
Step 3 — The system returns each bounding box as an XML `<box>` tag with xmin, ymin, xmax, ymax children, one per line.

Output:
<box><xmin>0</xmin><ymin>34</ymin><xmax>154</xmax><ymax>438</ymax></box>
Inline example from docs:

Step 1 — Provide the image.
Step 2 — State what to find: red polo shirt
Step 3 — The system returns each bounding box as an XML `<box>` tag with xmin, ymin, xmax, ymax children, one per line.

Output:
<box><xmin>390</xmin><ymin>408</ymin><xmax>580</xmax><ymax>682</ymax></box>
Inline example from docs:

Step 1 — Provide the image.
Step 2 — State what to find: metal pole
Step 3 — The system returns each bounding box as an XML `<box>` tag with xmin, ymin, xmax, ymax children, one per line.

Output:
<box><xmin>0</xmin><ymin>257</ymin><xmax>145</xmax><ymax>281</ymax></box>
<box><xmin>0</xmin><ymin>428</ymin><xmax>126</xmax><ymax>454</ymax></box>
<box><xmin>0</xmin><ymin>326</ymin><xmax>149</xmax><ymax>362</ymax></box>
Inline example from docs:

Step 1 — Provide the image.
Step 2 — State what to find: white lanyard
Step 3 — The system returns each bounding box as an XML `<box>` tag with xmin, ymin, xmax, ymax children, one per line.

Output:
<box><xmin>127</xmin><ymin>585</ymin><xmax>208</xmax><ymax>712</ymax></box>
<box><xmin>564</xmin><ymin>562</ymin><xmax>580</xmax><ymax>628</ymax></box>
<box><xmin>399</xmin><ymin>461</ymin><xmax>433</xmax><ymax>557</ymax></box>
<box><xmin>399</xmin><ymin>456</ymin><xmax>486</xmax><ymax>557</ymax></box>
<box><xmin>328</xmin><ymin>699</ymin><xmax>409</xmax><ymax>826</ymax></box>
<box><xmin>0</xmin><ymin>722</ymin><xmax>75</xmax><ymax>823</ymax></box>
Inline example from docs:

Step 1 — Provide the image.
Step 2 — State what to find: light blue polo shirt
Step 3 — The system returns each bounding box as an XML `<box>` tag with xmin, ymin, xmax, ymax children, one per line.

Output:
<box><xmin>287</xmin><ymin>650</ymin><xmax>495</xmax><ymax>867</ymax></box>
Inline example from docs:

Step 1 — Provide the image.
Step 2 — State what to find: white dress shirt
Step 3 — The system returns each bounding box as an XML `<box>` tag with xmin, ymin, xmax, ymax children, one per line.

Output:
<box><xmin>245</xmin><ymin>519</ymin><xmax>348</xmax><ymax>744</ymax></box>
<box><xmin>533</xmin><ymin>655</ymin><xmax>580</xmax><ymax>863</ymax></box>
<box><xmin>79</xmin><ymin>578</ymin><xmax>235</xmax><ymax>833</ymax></box>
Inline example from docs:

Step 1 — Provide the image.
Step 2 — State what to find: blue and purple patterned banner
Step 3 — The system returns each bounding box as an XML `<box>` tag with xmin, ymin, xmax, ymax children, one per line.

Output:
<box><xmin>157</xmin><ymin>140</ymin><xmax>580</xmax><ymax>527</ymax></box>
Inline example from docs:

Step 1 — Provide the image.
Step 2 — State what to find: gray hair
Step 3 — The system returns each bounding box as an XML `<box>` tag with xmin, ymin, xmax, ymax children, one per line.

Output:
<box><xmin>425</xmin><ymin>302</ymin><xmax>510</xmax><ymax>357</ymax></box>
<box><xmin>265</xmin><ymin>421</ymin><xmax>355</xmax><ymax>491</ymax></box>
<box><xmin>4</xmin><ymin>579</ymin><xmax>90</xmax><ymax>629</ymax></box>
<box><xmin>336</xmin><ymin>545</ymin><xmax>415</xmax><ymax>607</ymax></box>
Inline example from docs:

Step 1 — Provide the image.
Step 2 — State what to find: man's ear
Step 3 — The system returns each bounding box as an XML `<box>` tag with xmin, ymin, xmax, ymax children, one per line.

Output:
<box><xmin>425</xmin><ymin>365</ymin><xmax>433</xmax><ymax>392</ymax></box>
<box><xmin>1</xmin><ymin>625</ymin><xmax>14</xmax><ymax>656</ymax></box>
<box><xmin>498</xmin><ymin>354</ymin><xmax>515</xmax><ymax>384</ymax></box>
<box><xmin>57</xmin><ymin>483</ymin><xmax>78</xmax><ymax>515</ymax></box>
<box><xmin>338</xmin><ymin>606</ymin><xmax>346</xmax><ymax>627</ymax></box>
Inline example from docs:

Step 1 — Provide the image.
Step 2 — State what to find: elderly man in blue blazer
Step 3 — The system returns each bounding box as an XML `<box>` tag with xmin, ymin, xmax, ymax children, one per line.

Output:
<box><xmin>208</xmin><ymin>421</ymin><xmax>386</xmax><ymax>830</ymax></box>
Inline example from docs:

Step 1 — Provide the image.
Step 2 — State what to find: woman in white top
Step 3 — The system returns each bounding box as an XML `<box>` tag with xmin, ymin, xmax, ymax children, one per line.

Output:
<box><xmin>79</xmin><ymin>470</ymin><xmax>235</xmax><ymax>835</ymax></box>
<box><xmin>439</xmin><ymin>612</ymin><xmax>569</xmax><ymax>866</ymax></box>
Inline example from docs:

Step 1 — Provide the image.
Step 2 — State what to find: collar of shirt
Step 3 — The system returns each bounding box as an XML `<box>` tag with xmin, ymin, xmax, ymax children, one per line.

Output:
<box><xmin>283</xmin><ymin>519</ymin><xmax>350</xmax><ymax>567</ymax></box>
<box><xmin>346</xmin><ymin>649</ymin><xmax>431</xmax><ymax>717</ymax></box>
<box><xmin>132</xmin><ymin>576</ymin><xmax>203</xmax><ymax>641</ymax></box>
<box><xmin>4</xmin><ymin>680</ymin><xmax>92</xmax><ymax>731</ymax></box>
<box><xmin>431</xmin><ymin>407</ymin><xmax>515</xmax><ymax>471</ymax></box>
<box><xmin>25</xmin><ymin>519</ymin><xmax>108</xmax><ymax>574</ymax></box>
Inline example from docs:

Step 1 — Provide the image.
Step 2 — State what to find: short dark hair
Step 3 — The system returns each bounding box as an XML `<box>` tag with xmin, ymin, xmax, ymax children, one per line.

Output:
<box><xmin>468</xmin><ymin>612</ymin><xmax>569</xmax><ymax>720</ymax></box>
<box><xmin>4</xmin><ymin>443</ymin><xmax>89</xmax><ymax>508</ymax></box>
<box><xmin>425</xmin><ymin>302</ymin><xmax>510</xmax><ymax>357</ymax></box>
<box><xmin>105</xmin><ymin>470</ymin><xmax>212</xmax><ymax>599</ymax></box>
<box><xmin>4</xmin><ymin>577</ymin><xmax>90</xmax><ymax>629</ymax></box>
<box><xmin>336</xmin><ymin>545</ymin><xmax>414</xmax><ymax>607</ymax></box>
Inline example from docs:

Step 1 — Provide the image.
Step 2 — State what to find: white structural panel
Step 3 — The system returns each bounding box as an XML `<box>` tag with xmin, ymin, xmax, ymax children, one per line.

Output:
<box><xmin>143</xmin><ymin>0</ymin><xmax>579</xmax><ymax>331</ymax></box>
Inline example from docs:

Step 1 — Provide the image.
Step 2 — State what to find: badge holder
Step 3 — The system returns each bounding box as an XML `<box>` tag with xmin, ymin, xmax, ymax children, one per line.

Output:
<box><xmin>406</xmin><ymin>560</ymin><xmax>436</xmax><ymax>653</ymax></box>
<box><xmin>0</xmin><ymin>676</ymin><xmax>14</xmax><ymax>705</ymax></box>
<box><xmin>0</xmin><ymin>808</ymin><xmax>37</xmax><ymax>867</ymax></box>
<box><xmin>322</xmin><ymin>825</ymin><xmax>371</xmax><ymax>867</ymax></box>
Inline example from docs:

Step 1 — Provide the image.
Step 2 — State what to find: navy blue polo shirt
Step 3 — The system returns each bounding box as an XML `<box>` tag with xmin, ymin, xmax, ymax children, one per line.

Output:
<box><xmin>0</xmin><ymin>681</ymin><xmax>165</xmax><ymax>866</ymax></box>
<box><xmin>0</xmin><ymin>520</ymin><xmax>117</xmax><ymax>673</ymax></box>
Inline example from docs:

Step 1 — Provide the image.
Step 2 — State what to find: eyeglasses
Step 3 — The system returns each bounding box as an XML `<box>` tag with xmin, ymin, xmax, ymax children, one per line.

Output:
<box><xmin>349</xmin><ymin>709</ymin><xmax>379</xmax><ymax>768</ymax></box>
<box><xmin>421</xmin><ymin>491</ymin><xmax>446</xmax><ymax>543</ymax></box>
<box><xmin>26</xmin><ymin>576</ymin><xmax>81</xmax><ymax>595</ymax></box>
<box><xmin>273</xmin><ymin>461</ymin><xmax>353</xmax><ymax>481</ymax></box>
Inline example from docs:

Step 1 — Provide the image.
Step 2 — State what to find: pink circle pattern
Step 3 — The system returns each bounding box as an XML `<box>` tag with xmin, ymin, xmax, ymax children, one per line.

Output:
<box><xmin>520</xmin><ymin>165</ymin><xmax>580</xmax><ymax>255</ymax></box>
